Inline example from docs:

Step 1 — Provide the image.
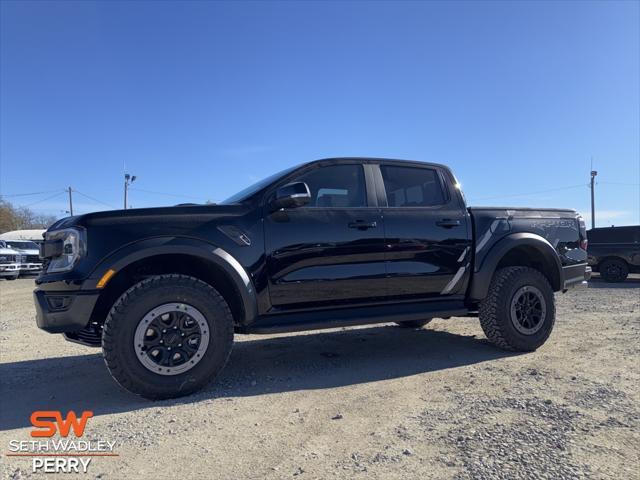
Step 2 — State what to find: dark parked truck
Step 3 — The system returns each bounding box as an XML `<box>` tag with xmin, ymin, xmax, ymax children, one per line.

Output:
<box><xmin>587</xmin><ymin>225</ymin><xmax>640</xmax><ymax>282</ymax></box>
<box><xmin>35</xmin><ymin>158</ymin><xmax>591</xmax><ymax>399</ymax></box>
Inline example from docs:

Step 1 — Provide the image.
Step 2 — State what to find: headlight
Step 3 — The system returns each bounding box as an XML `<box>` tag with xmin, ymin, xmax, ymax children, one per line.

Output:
<box><xmin>45</xmin><ymin>228</ymin><xmax>86</xmax><ymax>273</ymax></box>
<box><xmin>0</xmin><ymin>255</ymin><xmax>15</xmax><ymax>263</ymax></box>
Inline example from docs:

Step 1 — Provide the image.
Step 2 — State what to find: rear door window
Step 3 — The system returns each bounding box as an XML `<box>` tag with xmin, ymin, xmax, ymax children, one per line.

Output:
<box><xmin>380</xmin><ymin>165</ymin><xmax>446</xmax><ymax>207</ymax></box>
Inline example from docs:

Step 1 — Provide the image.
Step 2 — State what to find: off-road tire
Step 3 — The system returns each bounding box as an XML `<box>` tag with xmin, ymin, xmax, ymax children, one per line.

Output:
<box><xmin>5</xmin><ymin>275</ymin><xmax>18</xmax><ymax>280</ymax></box>
<box><xmin>396</xmin><ymin>319</ymin><xmax>433</xmax><ymax>329</ymax></box>
<box><xmin>599</xmin><ymin>258</ymin><xmax>628</xmax><ymax>283</ymax></box>
<box><xmin>479</xmin><ymin>266</ymin><xmax>555</xmax><ymax>352</ymax></box>
<box><xmin>102</xmin><ymin>274</ymin><xmax>234</xmax><ymax>399</ymax></box>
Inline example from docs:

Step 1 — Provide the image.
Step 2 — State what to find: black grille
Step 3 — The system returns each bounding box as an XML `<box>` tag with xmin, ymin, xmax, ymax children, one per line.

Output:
<box><xmin>64</xmin><ymin>324</ymin><xmax>102</xmax><ymax>347</ymax></box>
<box><xmin>27</xmin><ymin>255</ymin><xmax>41</xmax><ymax>263</ymax></box>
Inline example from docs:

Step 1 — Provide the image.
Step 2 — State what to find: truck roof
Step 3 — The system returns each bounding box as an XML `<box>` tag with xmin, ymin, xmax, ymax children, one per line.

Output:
<box><xmin>305</xmin><ymin>157</ymin><xmax>449</xmax><ymax>170</ymax></box>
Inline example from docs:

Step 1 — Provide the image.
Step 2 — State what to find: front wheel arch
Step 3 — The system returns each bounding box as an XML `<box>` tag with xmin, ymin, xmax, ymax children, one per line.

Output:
<box><xmin>88</xmin><ymin>247</ymin><xmax>256</xmax><ymax>330</ymax></box>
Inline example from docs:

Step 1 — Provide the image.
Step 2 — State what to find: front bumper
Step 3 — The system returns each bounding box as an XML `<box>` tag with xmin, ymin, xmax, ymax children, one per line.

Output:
<box><xmin>34</xmin><ymin>288</ymin><xmax>99</xmax><ymax>333</ymax></box>
<box><xmin>20</xmin><ymin>263</ymin><xmax>43</xmax><ymax>272</ymax></box>
<box><xmin>562</xmin><ymin>263</ymin><xmax>592</xmax><ymax>290</ymax></box>
<box><xmin>0</xmin><ymin>264</ymin><xmax>20</xmax><ymax>276</ymax></box>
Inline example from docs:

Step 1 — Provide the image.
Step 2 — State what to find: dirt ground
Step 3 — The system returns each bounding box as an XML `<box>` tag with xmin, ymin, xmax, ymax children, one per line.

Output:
<box><xmin>1</xmin><ymin>276</ymin><xmax>638</xmax><ymax>480</ymax></box>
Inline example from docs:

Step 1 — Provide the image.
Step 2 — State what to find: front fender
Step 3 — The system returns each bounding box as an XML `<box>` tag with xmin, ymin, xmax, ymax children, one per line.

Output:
<box><xmin>83</xmin><ymin>236</ymin><xmax>258</xmax><ymax>324</ymax></box>
<box><xmin>468</xmin><ymin>232</ymin><xmax>563</xmax><ymax>300</ymax></box>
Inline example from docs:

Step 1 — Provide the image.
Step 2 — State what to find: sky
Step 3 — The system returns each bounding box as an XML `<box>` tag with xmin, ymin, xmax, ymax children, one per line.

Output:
<box><xmin>1</xmin><ymin>0</ymin><xmax>639</xmax><ymax>227</ymax></box>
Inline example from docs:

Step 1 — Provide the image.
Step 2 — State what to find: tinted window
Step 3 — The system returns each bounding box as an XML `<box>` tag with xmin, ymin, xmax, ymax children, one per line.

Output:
<box><xmin>588</xmin><ymin>226</ymin><xmax>640</xmax><ymax>243</ymax></box>
<box><xmin>293</xmin><ymin>165</ymin><xmax>367</xmax><ymax>207</ymax></box>
<box><xmin>381</xmin><ymin>166</ymin><xmax>445</xmax><ymax>207</ymax></box>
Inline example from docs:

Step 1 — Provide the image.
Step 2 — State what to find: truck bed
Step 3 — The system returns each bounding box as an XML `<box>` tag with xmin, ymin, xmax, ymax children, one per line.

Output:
<box><xmin>468</xmin><ymin>206</ymin><xmax>584</xmax><ymax>275</ymax></box>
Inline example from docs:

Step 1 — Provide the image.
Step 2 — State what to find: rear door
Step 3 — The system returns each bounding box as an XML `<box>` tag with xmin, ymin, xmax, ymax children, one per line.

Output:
<box><xmin>375</xmin><ymin>163</ymin><xmax>472</xmax><ymax>299</ymax></box>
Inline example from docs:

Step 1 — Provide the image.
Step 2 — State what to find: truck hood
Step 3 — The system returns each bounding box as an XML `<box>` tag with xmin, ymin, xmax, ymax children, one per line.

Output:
<box><xmin>48</xmin><ymin>204</ymin><xmax>250</xmax><ymax>231</ymax></box>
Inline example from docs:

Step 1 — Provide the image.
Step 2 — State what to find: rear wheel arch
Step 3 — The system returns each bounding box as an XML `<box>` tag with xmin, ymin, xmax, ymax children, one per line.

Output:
<box><xmin>469</xmin><ymin>233</ymin><xmax>562</xmax><ymax>300</ymax></box>
<box><xmin>597</xmin><ymin>255</ymin><xmax>628</xmax><ymax>268</ymax></box>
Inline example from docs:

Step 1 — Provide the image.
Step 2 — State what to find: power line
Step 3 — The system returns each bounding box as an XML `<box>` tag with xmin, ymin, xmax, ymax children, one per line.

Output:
<box><xmin>5</xmin><ymin>178</ymin><xmax>630</xmax><ymax>211</ymax></box>
<box><xmin>598</xmin><ymin>181</ymin><xmax>640</xmax><ymax>186</ymax></box>
<box><xmin>23</xmin><ymin>191</ymin><xmax>66</xmax><ymax>208</ymax></box>
<box><xmin>0</xmin><ymin>189</ymin><xmax>65</xmax><ymax>198</ymax></box>
<box><xmin>469</xmin><ymin>184</ymin><xmax>587</xmax><ymax>202</ymax></box>
<box><xmin>72</xmin><ymin>189</ymin><xmax>117</xmax><ymax>209</ymax></box>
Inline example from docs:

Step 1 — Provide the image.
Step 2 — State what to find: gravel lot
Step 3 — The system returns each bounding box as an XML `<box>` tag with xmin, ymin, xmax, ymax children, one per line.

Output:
<box><xmin>1</xmin><ymin>276</ymin><xmax>639</xmax><ymax>479</ymax></box>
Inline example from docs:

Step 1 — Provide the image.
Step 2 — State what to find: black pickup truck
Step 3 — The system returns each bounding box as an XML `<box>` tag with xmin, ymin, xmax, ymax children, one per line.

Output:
<box><xmin>587</xmin><ymin>225</ymin><xmax>640</xmax><ymax>282</ymax></box>
<box><xmin>35</xmin><ymin>158</ymin><xmax>590</xmax><ymax>399</ymax></box>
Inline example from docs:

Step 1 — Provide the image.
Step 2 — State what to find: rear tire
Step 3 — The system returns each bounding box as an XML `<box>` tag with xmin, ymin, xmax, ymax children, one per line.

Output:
<box><xmin>102</xmin><ymin>274</ymin><xmax>234</xmax><ymax>399</ymax></box>
<box><xmin>599</xmin><ymin>258</ymin><xmax>628</xmax><ymax>282</ymax></box>
<box><xmin>479</xmin><ymin>266</ymin><xmax>555</xmax><ymax>352</ymax></box>
<box><xmin>396</xmin><ymin>319</ymin><xmax>433</xmax><ymax>329</ymax></box>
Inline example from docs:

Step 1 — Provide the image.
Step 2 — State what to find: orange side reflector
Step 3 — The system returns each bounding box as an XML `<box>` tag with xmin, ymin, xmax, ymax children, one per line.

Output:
<box><xmin>96</xmin><ymin>269</ymin><xmax>116</xmax><ymax>289</ymax></box>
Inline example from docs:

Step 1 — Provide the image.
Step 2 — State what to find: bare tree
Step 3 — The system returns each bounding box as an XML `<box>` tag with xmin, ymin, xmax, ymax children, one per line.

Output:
<box><xmin>0</xmin><ymin>200</ymin><xmax>58</xmax><ymax>233</ymax></box>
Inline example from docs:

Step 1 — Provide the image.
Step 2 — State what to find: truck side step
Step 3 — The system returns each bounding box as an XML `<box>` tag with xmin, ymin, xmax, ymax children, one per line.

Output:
<box><xmin>239</xmin><ymin>300</ymin><xmax>468</xmax><ymax>334</ymax></box>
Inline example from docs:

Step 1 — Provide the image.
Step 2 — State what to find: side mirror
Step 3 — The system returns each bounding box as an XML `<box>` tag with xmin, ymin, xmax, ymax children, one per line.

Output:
<box><xmin>272</xmin><ymin>182</ymin><xmax>311</xmax><ymax>209</ymax></box>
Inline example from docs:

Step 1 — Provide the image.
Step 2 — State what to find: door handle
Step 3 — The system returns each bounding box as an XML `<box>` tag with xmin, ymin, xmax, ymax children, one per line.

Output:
<box><xmin>436</xmin><ymin>219</ymin><xmax>461</xmax><ymax>228</ymax></box>
<box><xmin>348</xmin><ymin>220</ymin><xmax>377</xmax><ymax>230</ymax></box>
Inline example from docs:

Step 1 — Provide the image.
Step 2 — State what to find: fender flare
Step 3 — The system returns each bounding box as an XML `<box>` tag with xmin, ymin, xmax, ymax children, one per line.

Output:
<box><xmin>83</xmin><ymin>237</ymin><xmax>258</xmax><ymax>325</ymax></box>
<box><xmin>468</xmin><ymin>232</ymin><xmax>563</xmax><ymax>300</ymax></box>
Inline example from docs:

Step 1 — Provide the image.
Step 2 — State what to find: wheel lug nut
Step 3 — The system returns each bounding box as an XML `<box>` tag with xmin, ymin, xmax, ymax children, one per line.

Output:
<box><xmin>168</xmin><ymin>347</ymin><xmax>172</xmax><ymax>351</ymax></box>
<box><xmin>174</xmin><ymin>326</ymin><xmax>178</xmax><ymax>330</ymax></box>
<box><xmin>181</xmin><ymin>333</ymin><xmax>185</xmax><ymax>337</ymax></box>
<box><xmin>160</xmin><ymin>340</ymin><xmax>164</xmax><ymax>344</ymax></box>
<box><xmin>162</xmin><ymin>329</ymin><xmax>167</xmax><ymax>333</ymax></box>
<box><xmin>178</xmin><ymin>344</ymin><xmax>182</xmax><ymax>347</ymax></box>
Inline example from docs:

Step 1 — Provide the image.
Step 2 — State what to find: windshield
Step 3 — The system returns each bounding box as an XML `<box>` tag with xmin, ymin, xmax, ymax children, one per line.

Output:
<box><xmin>4</xmin><ymin>240</ymin><xmax>39</xmax><ymax>250</ymax></box>
<box><xmin>220</xmin><ymin>165</ymin><xmax>298</xmax><ymax>204</ymax></box>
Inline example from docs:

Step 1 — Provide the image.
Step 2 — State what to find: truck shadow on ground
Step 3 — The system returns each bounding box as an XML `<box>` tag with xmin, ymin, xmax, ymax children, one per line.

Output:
<box><xmin>0</xmin><ymin>324</ymin><xmax>519</xmax><ymax>431</ymax></box>
<box><xmin>587</xmin><ymin>276</ymin><xmax>640</xmax><ymax>289</ymax></box>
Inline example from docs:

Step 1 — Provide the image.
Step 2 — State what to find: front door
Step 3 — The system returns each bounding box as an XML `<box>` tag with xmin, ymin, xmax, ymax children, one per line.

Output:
<box><xmin>376</xmin><ymin>163</ymin><xmax>471</xmax><ymax>299</ymax></box>
<box><xmin>264</xmin><ymin>163</ymin><xmax>386</xmax><ymax>309</ymax></box>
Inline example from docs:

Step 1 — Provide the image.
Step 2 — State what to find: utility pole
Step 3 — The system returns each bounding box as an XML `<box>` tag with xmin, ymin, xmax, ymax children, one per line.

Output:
<box><xmin>590</xmin><ymin>170</ymin><xmax>598</xmax><ymax>229</ymax></box>
<box><xmin>124</xmin><ymin>173</ymin><xmax>136</xmax><ymax>209</ymax></box>
<box><xmin>67</xmin><ymin>187</ymin><xmax>74</xmax><ymax>216</ymax></box>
